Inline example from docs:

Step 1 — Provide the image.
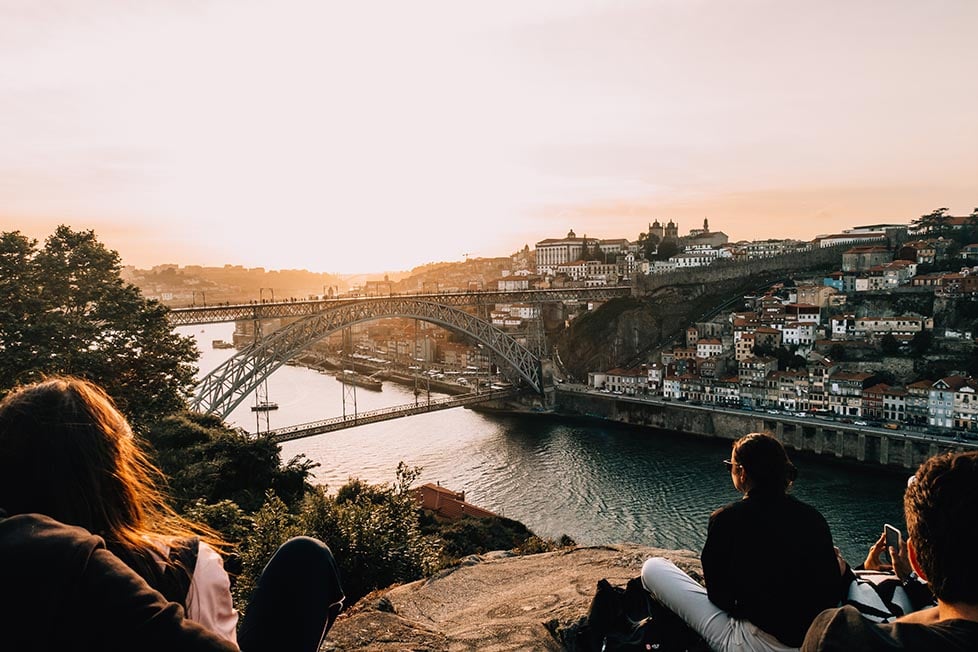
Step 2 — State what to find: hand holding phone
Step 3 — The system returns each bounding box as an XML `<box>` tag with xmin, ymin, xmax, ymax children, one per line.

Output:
<box><xmin>884</xmin><ymin>523</ymin><xmax>901</xmax><ymax>550</ymax></box>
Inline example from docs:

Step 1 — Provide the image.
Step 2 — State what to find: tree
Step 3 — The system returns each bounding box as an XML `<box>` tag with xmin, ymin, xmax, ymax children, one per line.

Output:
<box><xmin>145</xmin><ymin>411</ymin><xmax>316</xmax><ymax>512</ymax></box>
<box><xmin>651</xmin><ymin>239</ymin><xmax>679</xmax><ymax>261</ymax></box>
<box><xmin>636</xmin><ymin>230</ymin><xmax>661</xmax><ymax>261</ymax></box>
<box><xmin>910</xmin><ymin>329</ymin><xmax>933</xmax><ymax>356</ymax></box>
<box><xmin>0</xmin><ymin>227</ymin><xmax>199</xmax><ymax>426</ymax></box>
<box><xmin>911</xmin><ymin>207</ymin><xmax>951</xmax><ymax>236</ymax></box>
<box><xmin>828</xmin><ymin>343</ymin><xmax>847</xmax><ymax>361</ymax></box>
<box><xmin>292</xmin><ymin>464</ymin><xmax>442</xmax><ymax>604</ymax></box>
<box><xmin>880</xmin><ymin>333</ymin><xmax>901</xmax><ymax>355</ymax></box>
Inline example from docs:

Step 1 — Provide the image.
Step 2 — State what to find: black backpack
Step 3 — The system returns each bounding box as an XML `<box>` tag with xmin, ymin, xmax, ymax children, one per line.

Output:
<box><xmin>576</xmin><ymin>576</ymin><xmax>708</xmax><ymax>652</ymax></box>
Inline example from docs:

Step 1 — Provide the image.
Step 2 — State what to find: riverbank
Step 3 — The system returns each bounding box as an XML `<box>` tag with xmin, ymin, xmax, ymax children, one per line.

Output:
<box><xmin>474</xmin><ymin>385</ymin><xmax>977</xmax><ymax>472</ymax></box>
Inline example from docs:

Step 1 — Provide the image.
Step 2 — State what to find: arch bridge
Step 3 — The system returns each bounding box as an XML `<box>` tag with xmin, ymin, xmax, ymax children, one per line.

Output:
<box><xmin>191</xmin><ymin>297</ymin><xmax>553</xmax><ymax>418</ymax></box>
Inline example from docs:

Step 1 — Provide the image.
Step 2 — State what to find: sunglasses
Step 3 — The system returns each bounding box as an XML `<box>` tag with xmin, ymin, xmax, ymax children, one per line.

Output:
<box><xmin>723</xmin><ymin>459</ymin><xmax>742</xmax><ymax>471</ymax></box>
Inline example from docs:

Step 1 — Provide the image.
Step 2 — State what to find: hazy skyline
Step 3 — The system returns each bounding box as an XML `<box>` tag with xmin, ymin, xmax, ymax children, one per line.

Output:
<box><xmin>2</xmin><ymin>1</ymin><xmax>976</xmax><ymax>274</ymax></box>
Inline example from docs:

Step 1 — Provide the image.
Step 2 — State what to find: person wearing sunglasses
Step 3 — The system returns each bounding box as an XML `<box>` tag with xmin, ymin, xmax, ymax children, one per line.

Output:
<box><xmin>641</xmin><ymin>432</ymin><xmax>839</xmax><ymax>651</ymax></box>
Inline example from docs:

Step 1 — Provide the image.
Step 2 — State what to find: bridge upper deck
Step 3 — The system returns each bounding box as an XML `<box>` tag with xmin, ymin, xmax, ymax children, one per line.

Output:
<box><xmin>166</xmin><ymin>286</ymin><xmax>633</xmax><ymax>326</ymax></box>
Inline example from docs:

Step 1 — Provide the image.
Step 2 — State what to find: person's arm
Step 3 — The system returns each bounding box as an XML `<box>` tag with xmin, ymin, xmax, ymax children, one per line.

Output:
<box><xmin>701</xmin><ymin>510</ymin><xmax>739</xmax><ymax>614</ymax></box>
<box><xmin>76</xmin><ymin>546</ymin><xmax>238</xmax><ymax>652</ymax></box>
<box><xmin>887</xmin><ymin>536</ymin><xmax>936</xmax><ymax>611</ymax></box>
<box><xmin>187</xmin><ymin>541</ymin><xmax>239</xmax><ymax>643</ymax></box>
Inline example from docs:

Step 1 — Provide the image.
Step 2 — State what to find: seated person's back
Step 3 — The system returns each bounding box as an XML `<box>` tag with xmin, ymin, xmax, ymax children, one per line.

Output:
<box><xmin>703</xmin><ymin>490</ymin><xmax>839</xmax><ymax>645</ymax></box>
<box><xmin>0</xmin><ymin>510</ymin><xmax>236</xmax><ymax>652</ymax></box>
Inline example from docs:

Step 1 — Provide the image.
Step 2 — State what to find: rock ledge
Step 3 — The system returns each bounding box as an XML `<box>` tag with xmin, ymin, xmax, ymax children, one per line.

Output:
<box><xmin>323</xmin><ymin>544</ymin><xmax>702</xmax><ymax>651</ymax></box>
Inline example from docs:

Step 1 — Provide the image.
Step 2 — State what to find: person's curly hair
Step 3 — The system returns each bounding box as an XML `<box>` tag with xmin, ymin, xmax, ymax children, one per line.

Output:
<box><xmin>904</xmin><ymin>451</ymin><xmax>978</xmax><ymax>604</ymax></box>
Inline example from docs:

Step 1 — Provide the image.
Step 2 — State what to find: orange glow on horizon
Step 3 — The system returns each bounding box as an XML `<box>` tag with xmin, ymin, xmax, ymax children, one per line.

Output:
<box><xmin>1</xmin><ymin>1</ymin><xmax>975</xmax><ymax>274</ymax></box>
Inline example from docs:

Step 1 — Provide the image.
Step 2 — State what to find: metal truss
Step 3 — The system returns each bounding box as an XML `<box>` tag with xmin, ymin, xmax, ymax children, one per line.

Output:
<box><xmin>192</xmin><ymin>298</ymin><xmax>546</xmax><ymax>418</ymax></box>
<box><xmin>168</xmin><ymin>286</ymin><xmax>633</xmax><ymax>326</ymax></box>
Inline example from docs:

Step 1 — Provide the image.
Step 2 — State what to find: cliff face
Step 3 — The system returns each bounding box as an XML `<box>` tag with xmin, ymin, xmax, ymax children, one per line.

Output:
<box><xmin>322</xmin><ymin>544</ymin><xmax>701</xmax><ymax>651</ymax></box>
<box><xmin>557</xmin><ymin>274</ymin><xmax>780</xmax><ymax>380</ymax></box>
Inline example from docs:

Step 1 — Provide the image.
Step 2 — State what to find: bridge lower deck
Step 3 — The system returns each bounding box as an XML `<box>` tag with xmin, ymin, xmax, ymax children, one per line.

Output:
<box><xmin>263</xmin><ymin>389</ymin><xmax>517</xmax><ymax>442</ymax></box>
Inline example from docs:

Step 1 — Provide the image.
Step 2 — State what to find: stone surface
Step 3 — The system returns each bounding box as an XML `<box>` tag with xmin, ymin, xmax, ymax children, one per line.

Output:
<box><xmin>322</xmin><ymin>544</ymin><xmax>702</xmax><ymax>651</ymax></box>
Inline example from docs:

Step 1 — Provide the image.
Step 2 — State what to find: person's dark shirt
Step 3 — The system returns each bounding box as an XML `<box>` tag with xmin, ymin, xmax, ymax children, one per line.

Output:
<box><xmin>0</xmin><ymin>511</ymin><xmax>238</xmax><ymax>652</ymax></box>
<box><xmin>700</xmin><ymin>491</ymin><xmax>840</xmax><ymax>647</ymax></box>
<box><xmin>802</xmin><ymin>605</ymin><xmax>978</xmax><ymax>651</ymax></box>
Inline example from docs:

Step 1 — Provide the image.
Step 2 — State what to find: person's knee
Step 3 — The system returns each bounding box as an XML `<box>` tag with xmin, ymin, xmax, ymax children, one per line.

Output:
<box><xmin>261</xmin><ymin>536</ymin><xmax>343</xmax><ymax>597</ymax></box>
<box><xmin>277</xmin><ymin>536</ymin><xmax>334</xmax><ymax>566</ymax></box>
<box><xmin>641</xmin><ymin>556</ymin><xmax>676</xmax><ymax>592</ymax></box>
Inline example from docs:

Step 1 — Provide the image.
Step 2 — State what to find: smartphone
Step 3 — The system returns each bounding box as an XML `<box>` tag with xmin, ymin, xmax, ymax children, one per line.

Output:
<box><xmin>884</xmin><ymin>523</ymin><xmax>901</xmax><ymax>549</ymax></box>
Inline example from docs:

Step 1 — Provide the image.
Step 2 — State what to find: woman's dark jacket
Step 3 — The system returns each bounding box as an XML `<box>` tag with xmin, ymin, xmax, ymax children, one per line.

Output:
<box><xmin>0</xmin><ymin>510</ymin><xmax>236</xmax><ymax>652</ymax></box>
<box><xmin>701</xmin><ymin>491</ymin><xmax>841</xmax><ymax>647</ymax></box>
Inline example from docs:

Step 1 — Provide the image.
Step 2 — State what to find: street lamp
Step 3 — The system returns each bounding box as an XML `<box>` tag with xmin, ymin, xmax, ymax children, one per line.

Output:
<box><xmin>192</xmin><ymin>290</ymin><xmax>206</xmax><ymax>306</ymax></box>
<box><xmin>259</xmin><ymin>288</ymin><xmax>275</xmax><ymax>304</ymax></box>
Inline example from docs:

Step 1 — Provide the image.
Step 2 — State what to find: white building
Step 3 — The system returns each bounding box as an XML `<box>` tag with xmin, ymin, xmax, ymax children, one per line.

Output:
<box><xmin>696</xmin><ymin>338</ymin><xmax>723</xmax><ymax>358</ymax></box>
<box><xmin>535</xmin><ymin>230</ymin><xmax>629</xmax><ymax>276</ymax></box>
<box><xmin>781</xmin><ymin>321</ymin><xmax>817</xmax><ymax>350</ymax></box>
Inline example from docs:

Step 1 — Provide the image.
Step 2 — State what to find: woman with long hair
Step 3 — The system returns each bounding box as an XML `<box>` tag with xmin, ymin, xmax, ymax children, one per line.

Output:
<box><xmin>0</xmin><ymin>376</ymin><xmax>345</xmax><ymax>651</ymax></box>
<box><xmin>0</xmin><ymin>376</ymin><xmax>239</xmax><ymax>641</ymax></box>
<box><xmin>641</xmin><ymin>432</ymin><xmax>840</xmax><ymax>651</ymax></box>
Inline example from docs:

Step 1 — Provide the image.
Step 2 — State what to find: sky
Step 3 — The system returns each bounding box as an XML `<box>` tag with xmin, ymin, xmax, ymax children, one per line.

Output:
<box><xmin>1</xmin><ymin>0</ymin><xmax>976</xmax><ymax>274</ymax></box>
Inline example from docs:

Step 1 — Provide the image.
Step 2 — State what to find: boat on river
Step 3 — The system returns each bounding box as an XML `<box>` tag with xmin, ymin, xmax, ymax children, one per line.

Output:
<box><xmin>339</xmin><ymin>370</ymin><xmax>383</xmax><ymax>391</ymax></box>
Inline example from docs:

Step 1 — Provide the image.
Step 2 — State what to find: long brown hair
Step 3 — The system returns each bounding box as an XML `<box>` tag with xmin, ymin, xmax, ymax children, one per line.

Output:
<box><xmin>0</xmin><ymin>375</ymin><xmax>223</xmax><ymax>561</ymax></box>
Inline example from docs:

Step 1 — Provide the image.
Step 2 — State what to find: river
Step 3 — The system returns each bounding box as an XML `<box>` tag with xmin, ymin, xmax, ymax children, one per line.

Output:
<box><xmin>182</xmin><ymin>323</ymin><xmax>908</xmax><ymax>566</ymax></box>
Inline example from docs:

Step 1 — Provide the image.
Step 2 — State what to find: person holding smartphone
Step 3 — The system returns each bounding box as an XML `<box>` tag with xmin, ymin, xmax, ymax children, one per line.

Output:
<box><xmin>804</xmin><ymin>451</ymin><xmax>978</xmax><ymax>650</ymax></box>
<box><xmin>835</xmin><ymin>523</ymin><xmax>936</xmax><ymax>622</ymax></box>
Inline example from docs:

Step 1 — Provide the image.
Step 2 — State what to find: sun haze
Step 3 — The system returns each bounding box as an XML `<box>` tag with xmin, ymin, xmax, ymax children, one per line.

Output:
<box><xmin>1</xmin><ymin>1</ymin><xmax>975</xmax><ymax>273</ymax></box>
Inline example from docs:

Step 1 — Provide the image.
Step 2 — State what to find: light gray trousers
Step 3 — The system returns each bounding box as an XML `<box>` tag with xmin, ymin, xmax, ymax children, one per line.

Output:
<box><xmin>641</xmin><ymin>557</ymin><xmax>798</xmax><ymax>652</ymax></box>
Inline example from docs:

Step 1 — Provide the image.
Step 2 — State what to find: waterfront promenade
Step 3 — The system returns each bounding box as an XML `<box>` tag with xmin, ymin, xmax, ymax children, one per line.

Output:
<box><xmin>552</xmin><ymin>383</ymin><xmax>978</xmax><ymax>470</ymax></box>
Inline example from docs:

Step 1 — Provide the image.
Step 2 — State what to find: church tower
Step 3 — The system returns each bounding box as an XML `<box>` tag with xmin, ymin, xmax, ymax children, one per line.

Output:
<box><xmin>649</xmin><ymin>219</ymin><xmax>664</xmax><ymax>241</ymax></box>
<box><xmin>664</xmin><ymin>220</ymin><xmax>679</xmax><ymax>240</ymax></box>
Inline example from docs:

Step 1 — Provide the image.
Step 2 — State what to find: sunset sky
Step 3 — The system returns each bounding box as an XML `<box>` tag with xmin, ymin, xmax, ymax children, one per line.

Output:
<box><xmin>2</xmin><ymin>1</ymin><xmax>976</xmax><ymax>274</ymax></box>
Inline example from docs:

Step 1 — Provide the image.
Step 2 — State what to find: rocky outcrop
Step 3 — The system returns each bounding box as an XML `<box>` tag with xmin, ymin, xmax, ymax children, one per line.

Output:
<box><xmin>322</xmin><ymin>544</ymin><xmax>702</xmax><ymax>651</ymax></box>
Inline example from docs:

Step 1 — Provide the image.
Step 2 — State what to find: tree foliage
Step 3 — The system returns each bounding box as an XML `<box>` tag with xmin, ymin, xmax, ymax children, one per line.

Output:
<box><xmin>636</xmin><ymin>231</ymin><xmax>661</xmax><ymax>261</ymax></box>
<box><xmin>910</xmin><ymin>330</ymin><xmax>933</xmax><ymax>356</ymax></box>
<box><xmin>145</xmin><ymin>411</ymin><xmax>316</xmax><ymax>512</ymax></box>
<box><xmin>0</xmin><ymin>227</ymin><xmax>198</xmax><ymax>426</ymax></box>
<box><xmin>911</xmin><ymin>207</ymin><xmax>952</xmax><ymax>236</ymax></box>
<box><xmin>651</xmin><ymin>239</ymin><xmax>679</xmax><ymax>261</ymax></box>
<box><xmin>880</xmin><ymin>333</ymin><xmax>901</xmax><ymax>355</ymax></box>
<box><xmin>234</xmin><ymin>464</ymin><xmax>443</xmax><ymax>607</ymax></box>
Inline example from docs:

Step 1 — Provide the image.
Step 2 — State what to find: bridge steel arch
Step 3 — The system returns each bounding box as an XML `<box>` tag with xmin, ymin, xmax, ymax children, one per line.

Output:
<box><xmin>192</xmin><ymin>298</ymin><xmax>546</xmax><ymax>418</ymax></box>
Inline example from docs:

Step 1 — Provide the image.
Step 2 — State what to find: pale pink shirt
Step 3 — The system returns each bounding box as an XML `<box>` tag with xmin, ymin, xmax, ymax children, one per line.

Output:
<box><xmin>156</xmin><ymin>540</ymin><xmax>239</xmax><ymax>644</ymax></box>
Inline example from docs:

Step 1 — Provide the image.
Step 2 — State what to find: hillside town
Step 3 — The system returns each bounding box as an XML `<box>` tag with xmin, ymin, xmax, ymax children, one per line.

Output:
<box><xmin>132</xmin><ymin>209</ymin><xmax>978</xmax><ymax>436</ymax></box>
<box><xmin>579</xmin><ymin>211</ymin><xmax>978</xmax><ymax>437</ymax></box>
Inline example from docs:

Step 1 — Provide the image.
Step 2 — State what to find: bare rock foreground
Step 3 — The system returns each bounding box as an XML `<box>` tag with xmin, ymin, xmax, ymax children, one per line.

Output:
<box><xmin>322</xmin><ymin>544</ymin><xmax>702</xmax><ymax>651</ymax></box>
